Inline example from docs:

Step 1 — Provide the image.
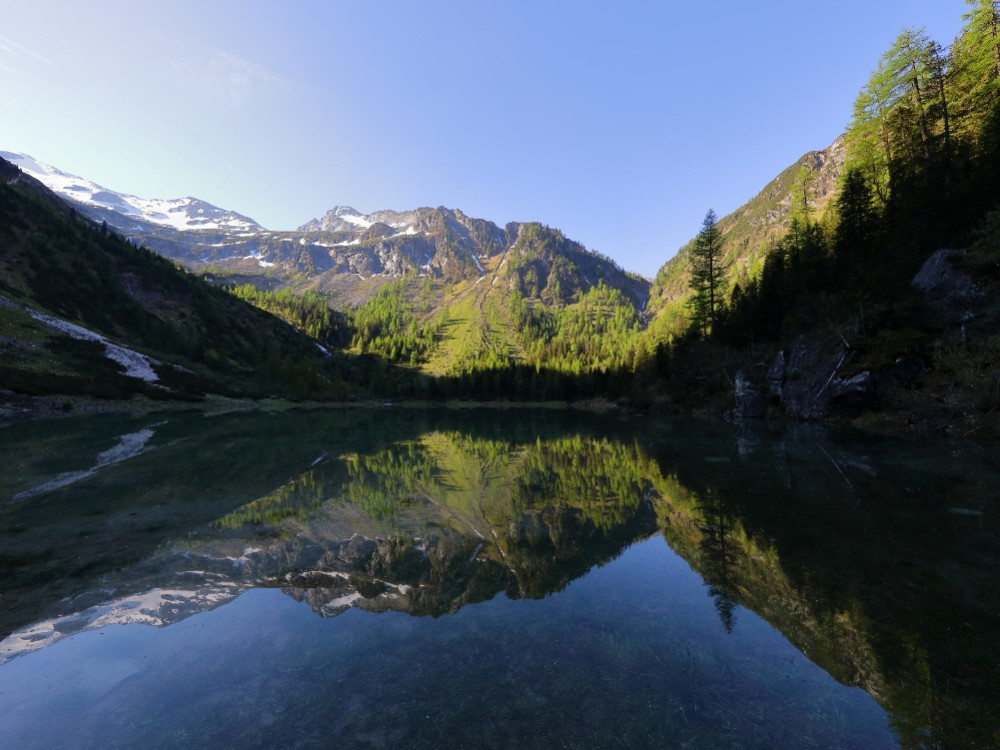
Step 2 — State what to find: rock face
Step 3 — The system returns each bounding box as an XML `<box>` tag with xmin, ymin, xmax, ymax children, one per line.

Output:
<box><xmin>767</xmin><ymin>337</ymin><xmax>875</xmax><ymax>420</ymax></box>
<box><xmin>911</xmin><ymin>249</ymin><xmax>984</xmax><ymax>322</ymax></box>
<box><xmin>727</xmin><ymin>367</ymin><xmax>767</xmax><ymax>420</ymax></box>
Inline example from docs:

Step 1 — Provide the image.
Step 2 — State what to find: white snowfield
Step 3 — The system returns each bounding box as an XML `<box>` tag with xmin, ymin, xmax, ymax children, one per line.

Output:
<box><xmin>1</xmin><ymin>151</ymin><xmax>261</xmax><ymax>233</ymax></box>
<box><xmin>26</xmin><ymin>307</ymin><xmax>160</xmax><ymax>383</ymax></box>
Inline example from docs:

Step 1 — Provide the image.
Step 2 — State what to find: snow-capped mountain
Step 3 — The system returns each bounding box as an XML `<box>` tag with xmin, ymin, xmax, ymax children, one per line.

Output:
<box><xmin>298</xmin><ymin>205</ymin><xmax>491</xmax><ymax>241</ymax></box>
<box><xmin>1</xmin><ymin>150</ymin><xmax>647</xmax><ymax>311</ymax></box>
<box><xmin>0</xmin><ymin>151</ymin><xmax>263</xmax><ymax>233</ymax></box>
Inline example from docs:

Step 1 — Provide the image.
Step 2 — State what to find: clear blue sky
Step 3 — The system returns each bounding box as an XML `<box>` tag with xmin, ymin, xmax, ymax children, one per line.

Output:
<box><xmin>1</xmin><ymin>1</ymin><xmax>968</xmax><ymax>278</ymax></box>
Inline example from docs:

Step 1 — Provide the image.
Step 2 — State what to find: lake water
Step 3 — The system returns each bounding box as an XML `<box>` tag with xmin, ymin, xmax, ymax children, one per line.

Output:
<box><xmin>0</xmin><ymin>408</ymin><xmax>996</xmax><ymax>749</ymax></box>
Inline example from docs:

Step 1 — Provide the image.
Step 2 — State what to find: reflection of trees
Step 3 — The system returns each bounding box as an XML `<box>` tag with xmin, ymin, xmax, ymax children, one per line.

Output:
<box><xmin>327</xmin><ymin>432</ymin><xmax>662</xmax><ymax>602</ymax></box>
<box><xmin>696</xmin><ymin>487</ymin><xmax>739</xmax><ymax>633</ymax></box>
<box><xmin>215</xmin><ymin>469</ymin><xmax>328</xmax><ymax>529</ymax></box>
<box><xmin>647</xmin><ymin>426</ymin><xmax>1000</xmax><ymax>750</ymax></box>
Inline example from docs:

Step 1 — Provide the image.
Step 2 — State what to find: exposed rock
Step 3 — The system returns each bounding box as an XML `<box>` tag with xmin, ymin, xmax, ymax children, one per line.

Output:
<box><xmin>769</xmin><ymin>337</ymin><xmax>875</xmax><ymax>420</ymax></box>
<box><xmin>363</xmin><ymin>222</ymin><xmax>396</xmax><ymax>241</ymax></box>
<box><xmin>727</xmin><ymin>367</ymin><xmax>767</xmax><ymax>420</ymax></box>
<box><xmin>912</xmin><ymin>249</ymin><xmax>984</xmax><ymax>322</ymax></box>
<box><xmin>767</xmin><ymin>350</ymin><xmax>786</xmax><ymax>398</ymax></box>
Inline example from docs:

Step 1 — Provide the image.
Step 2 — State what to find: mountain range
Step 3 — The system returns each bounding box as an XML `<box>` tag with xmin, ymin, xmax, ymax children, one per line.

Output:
<box><xmin>2</xmin><ymin>148</ymin><xmax>826</xmax><ymax>317</ymax></box>
<box><xmin>0</xmin><ymin>144</ymin><xmax>843</xmax><ymax>335</ymax></box>
<box><xmin>0</xmin><ymin>152</ymin><xmax>262</xmax><ymax>233</ymax></box>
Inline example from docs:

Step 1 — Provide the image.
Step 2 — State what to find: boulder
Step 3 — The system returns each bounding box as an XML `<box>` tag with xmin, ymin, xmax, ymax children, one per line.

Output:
<box><xmin>768</xmin><ymin>337</ymin><xmax>875</xmax><ymax>420</ymax></box>
<box><xmin>912</xmin><ymin>249</ymin><xmax>984</xmax><ymax>322</ymax></box>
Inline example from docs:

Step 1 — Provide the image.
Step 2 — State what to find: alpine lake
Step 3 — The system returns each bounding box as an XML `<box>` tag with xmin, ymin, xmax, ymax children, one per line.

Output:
<box><xmin>0</xmin><ymin>407</ymin><xmax>996</xmax><ymax>750</ymax></box>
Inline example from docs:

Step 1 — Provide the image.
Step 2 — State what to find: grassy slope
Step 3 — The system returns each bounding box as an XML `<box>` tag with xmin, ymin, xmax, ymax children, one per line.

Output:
<box><xmin>422</xmin><ymin>253</ymin><xmax>524</xmax><ymax>375</ymax></box>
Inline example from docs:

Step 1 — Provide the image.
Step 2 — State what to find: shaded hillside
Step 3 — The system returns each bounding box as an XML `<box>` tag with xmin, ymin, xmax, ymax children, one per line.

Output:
<box><xmin>0</xmin><ymin>157</ymin><xmax>360</xmax><ymax>405</ymax></box>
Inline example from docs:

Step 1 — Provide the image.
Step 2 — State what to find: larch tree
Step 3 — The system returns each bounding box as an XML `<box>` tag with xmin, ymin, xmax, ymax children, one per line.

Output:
<box><xmin>952</xmin><ymin>0</ymin><xmax>1000</xmax><ymax>136</ymax></box>
<box><xmin>846</xmin><ymin>59</ymin><xmax>897</xmax><ymax>204</ymax></box>
<box><xmin>846</xmin><ymin>28</ymin><xmax>952</xmax><ymax>204</ymax></box>
<box><xmin>881</xmin><ymin>28</ymin><xmax>936</xmax><ymax>169</ymax></box>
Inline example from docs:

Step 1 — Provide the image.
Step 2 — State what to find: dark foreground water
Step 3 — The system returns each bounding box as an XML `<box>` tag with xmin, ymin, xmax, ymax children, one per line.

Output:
<box><xmin>0</xmin><ymin>408</ymin><xmax>996</xmax><ymax>749</ymax></box>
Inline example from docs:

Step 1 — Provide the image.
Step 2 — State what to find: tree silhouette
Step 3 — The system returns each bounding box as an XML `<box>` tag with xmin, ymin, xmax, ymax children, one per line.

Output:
<box><xmin>687</xmin><ymin>209</ymin><xmax>726</xmax><ymax>336</ymax></box>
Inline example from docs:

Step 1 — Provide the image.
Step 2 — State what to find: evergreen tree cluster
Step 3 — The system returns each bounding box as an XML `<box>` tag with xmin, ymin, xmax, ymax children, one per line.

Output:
<box><xmin>652</xmin><ymin>2</ymin><xmax>1000</xmax><ymax>421</ymax></box>
<box><xmin>677</xmin><ymin>2</ymin><xmax>1000</xmax><ymax>347</ymax></box>
<box><xmin>349</xmin><ymin>278</ymin><xmax>440</xmax><ymax>366</ymax></box>
<box><xmin>226</xmin><ymin>284</ymin><xmax>350</xmax><ymax>349</ymax></box>
<box><xmin>4</xmin><ymin>3</ymin><xmax>999</xmax><ymax>417</ymax></box>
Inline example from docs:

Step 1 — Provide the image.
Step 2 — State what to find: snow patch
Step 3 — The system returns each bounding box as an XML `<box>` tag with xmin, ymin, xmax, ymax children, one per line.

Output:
<box><xmin>0</xmin><ymin>583</ymin><xmax>243</xmax><ymax>664</ymax></box>
<box><xmin>340</xmin><ymin>213</ymin><xmax>373</xmax><ymax>229</ymax></box>
<box><xmin>27</xmin><ymin>309</ymin><xmax>159</xmax><ymax>383</ymax></box>
<box><xmin>321</xmin><ymin>591</ymin><xmax>364</xmax><ymax>614</ymax></box>
<box><xmin>390</xmin><ymin>225</ymin><xmax>418</xmax><ymax>238</ymax></box>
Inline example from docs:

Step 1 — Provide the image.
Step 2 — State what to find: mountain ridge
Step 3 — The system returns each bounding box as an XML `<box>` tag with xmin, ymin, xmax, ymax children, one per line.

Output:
<box><xmin>0</xmin><ymin>154</ymin><xmax>365</xmax><ymax>407</ymax></box>
<box><xmin>0</xmin><ymin>151</ymin><xmax>262</xmax><ymax>233</ymax></box>
<box><xmin>3</xmin><ymin>151</ymin><xmax>646</xmax><ymax>298</ymax></box>
<box><xmin>0</xmin><ymin>143</ymin><xmax>847</xmax><ymax>384</ymax></box>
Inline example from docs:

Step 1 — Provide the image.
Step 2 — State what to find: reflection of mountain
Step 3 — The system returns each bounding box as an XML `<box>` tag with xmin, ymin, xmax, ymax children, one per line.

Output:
<box><xmin>0</xmin><ymin>412</ymin><xmax>664</xmax><ymax>656</ymax></box>
<box><xmin>1</xmin><ymin>411</ymin><xmax>996</xmax><ymax>748</ymax></box>
<box><xmin>0</xmin><ymin>408</ymin><xmax>433</xmax><ymax>640</ymax></box>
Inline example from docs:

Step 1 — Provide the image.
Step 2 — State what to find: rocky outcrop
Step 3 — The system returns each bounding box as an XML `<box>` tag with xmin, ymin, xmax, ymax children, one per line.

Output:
<box><xmin>726</xmin><ymin>367</ymin><xmax>767</xmax><ymax>420</ymax></box>
<box><xmin>767</xmin><ymin>337</ymin><xmax>875</xmax><ymax>420</ymax></box>
<box><xmin>911</xmin><ymin>249</ymin><xmax>984</xmax><ymax>322</ymax></box>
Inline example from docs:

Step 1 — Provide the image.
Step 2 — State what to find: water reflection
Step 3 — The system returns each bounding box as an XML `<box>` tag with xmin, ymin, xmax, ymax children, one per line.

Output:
<box><xmin>11</xmin><ymin>426</ymin><xmax>158</xmax><ymax>501</ymax></box>
<box><xmin>0</xmin><ymin>409</ymin><xmax>997</xmax><ymax>748</ymax></box>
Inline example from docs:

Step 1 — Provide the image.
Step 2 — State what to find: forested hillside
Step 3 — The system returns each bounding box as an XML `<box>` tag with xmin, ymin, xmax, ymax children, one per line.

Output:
<box><xmin>648</xmin><ymin>1</ymin><xmax>1000</xmax><ymax>433</ymax></box>
<box><xmin>646</xmin><ymin>137</ymin><xmax>845</xmax><ymax>339</ymax></box>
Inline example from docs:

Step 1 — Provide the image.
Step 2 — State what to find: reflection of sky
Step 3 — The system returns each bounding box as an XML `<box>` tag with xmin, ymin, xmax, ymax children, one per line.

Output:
<box><xmin>11</xmin><ymin>428</ymin><xmax>155</xmax><ymax>501</ymax></box>
<box><xmin>0</xmin><ymin>538</ymin><xmax>897</xmax><ymax>750</ymax></box>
